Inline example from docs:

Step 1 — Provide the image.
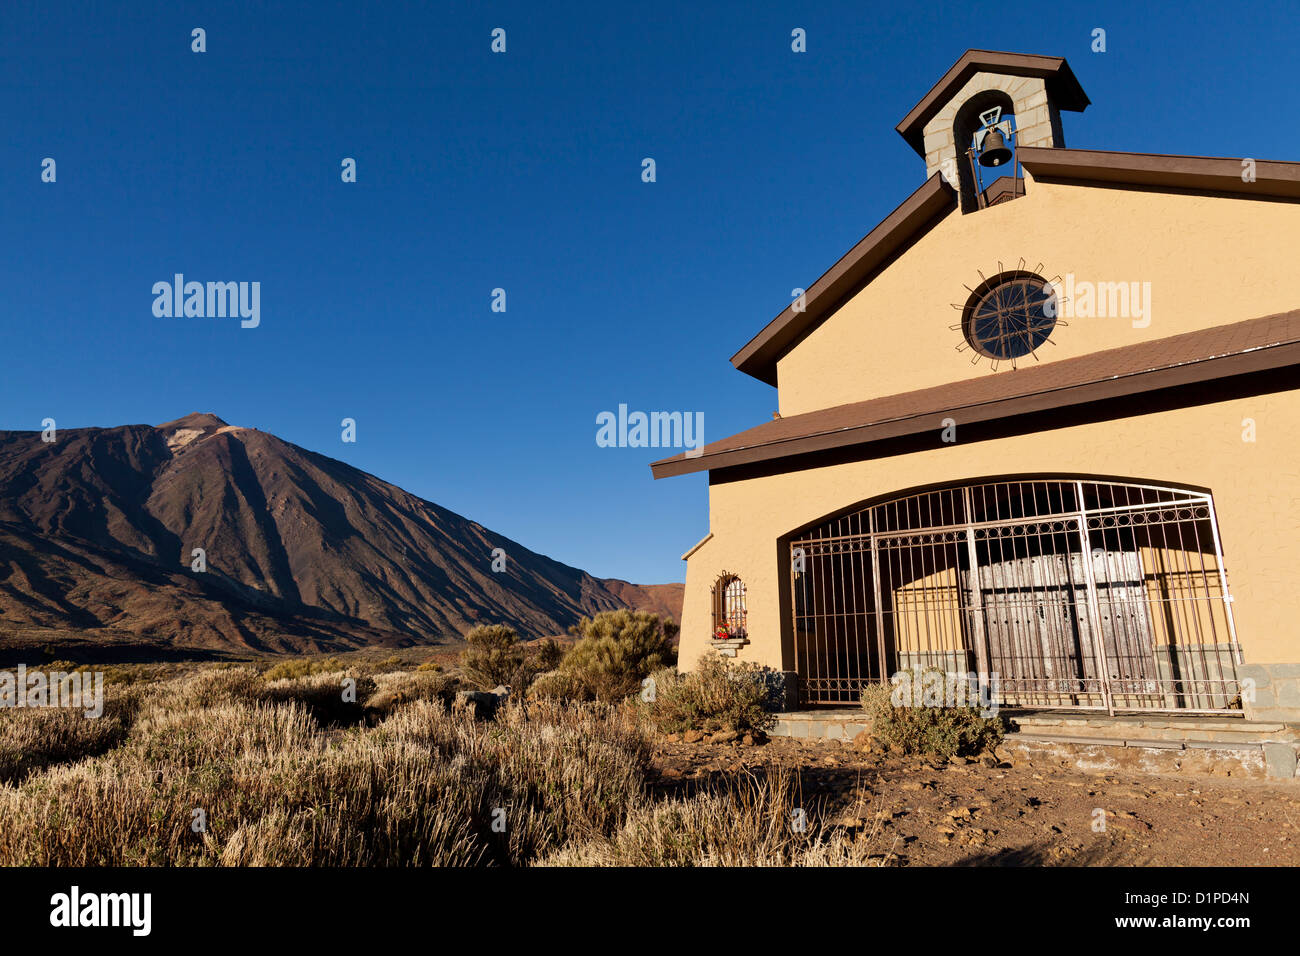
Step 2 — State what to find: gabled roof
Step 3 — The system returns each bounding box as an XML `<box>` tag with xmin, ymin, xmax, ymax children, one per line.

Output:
<box><xmin>731</xmin><ymin>150</ymin><xmax>1300</xmax><ymax>386</ymax></box>
<box><xmin>896</xmin><ymin>50</ymin><xmax>1090</xmax><ymax>157</ymax></box>
<box><xmin>730</xmin><ymin>173</ymin><xmax>958</xmax><ymax>386</ymax></box>
<box><xmin>654</xmin><ymin>309</ymin><xmax>1300</xmax><ymax>479</ymax></box>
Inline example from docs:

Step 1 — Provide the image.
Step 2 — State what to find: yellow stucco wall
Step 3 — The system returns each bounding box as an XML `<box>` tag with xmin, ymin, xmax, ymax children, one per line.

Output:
<box><xmin>679</xmin><ymin>390</ymin><xmax>1300</xmax><ymax>673</ymax></box>
<box><xmin>775</xmin><ymin>172</ymin><xmax>1300</xmax><ymax>416</ymax></box>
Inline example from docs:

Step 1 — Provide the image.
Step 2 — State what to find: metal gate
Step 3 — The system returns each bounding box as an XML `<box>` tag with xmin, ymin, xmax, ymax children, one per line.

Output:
<box><xmin>788</xmin><ymin>478</ymin><xmax>1242</xmax><ymax>713</ymax></box>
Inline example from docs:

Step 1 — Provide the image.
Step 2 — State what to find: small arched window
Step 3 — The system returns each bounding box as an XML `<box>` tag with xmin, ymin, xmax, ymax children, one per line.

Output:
<box><xmin>711</xmin><ymin>573</ymin><xmax>747</xmax><ymax>640</ymax></box>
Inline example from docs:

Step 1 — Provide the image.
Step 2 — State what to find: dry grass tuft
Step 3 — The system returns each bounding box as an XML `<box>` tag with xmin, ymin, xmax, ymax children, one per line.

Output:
<box><xmin>540</xmin><ymin>766</ymin><xmax>888</xmax><ymax>867</ymax></box>
<box><xmin>0</xmin><ymin>662</ymin><xmax>888</xmax><ymax>867</ymax></box>
<box><xmin>365</xmin><ymin>669</ymin><xmax>460</xmax><ymax>716</ymax></box>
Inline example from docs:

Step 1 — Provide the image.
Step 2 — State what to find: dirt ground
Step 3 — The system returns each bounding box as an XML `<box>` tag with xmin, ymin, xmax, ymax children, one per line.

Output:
<box><xmin>650</xmin><ymin>734</ymin><xmax>1300</xmax><ymax>866</ymax></box>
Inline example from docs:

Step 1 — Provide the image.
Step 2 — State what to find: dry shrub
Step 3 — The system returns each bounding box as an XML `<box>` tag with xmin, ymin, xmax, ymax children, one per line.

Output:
<box><xmin>860</xmin><ymin>671</ymin><xmax>1005</xmax><ymax>759</ymax></box>
<box><xmin>0</xmin><ymin>709</ymin><xmax>130</xmax><ymax>785</ymax></box>
<box><xmin>645</xmin><ymin>656</ymin><xmax>774</xmax><ymax>735</ymax></box>
<box><xmin>137</xmin><ymin>664</ymin><xmax>375</xmax><ymax>726</ymax></box>
<box><xmin>145</xmin><ymin>667</ymin><xmax>262</xmax><ymax>712</ymax></box>
<box><xmin>0</xmin><ymin>681</ymin><xmax>147</xmax><ymax>784</ymax></box>
<box><xmin>0</xmin><ymin>737</ymin><xmax>483</xmax><ymax>866</ymax></box>
<box><xmin>260</xmin><ymin>671</ymin><xmax>377</xmax><ymax>726</ymax></box>
<box><xmin>0</xmin><ymin>672</ymin><xmax>653</xmax><ymax>867</ymax></box>
<box><xmin>215</xmin><ymin>738</ymin><xmax>497</xmax><ymax>866</ymax></box>
<box><xmin>373</xmin><ymin>698</ymin><xmax>653</xmax><ymax>862</ymax></box>
<box><xmin>365</xmin><ymin>670</ymin><xmax>460</xmax><ymax>716</ymax></box>
<box><xmin>0</xmin><ymin>662</ymin><xmax>906</xmax><ymax>868</ymax></box>
<box><xmin>219</xmin><ymin>793</ymin><xmax>489</xmax><ymax>866</ymax></box>
<box><xmin>540</xmin><ymin>766</ymin><xmax>887</xmax><ymax>867</ymax></box>
<box><xmin>125</xmin><ymin>701</ymin><xmax>322</xmax><ymax>769</ymax></box>
<box><xmin>527</xmin><ymin>669</ymin><xmax>588</xmax><ymax>701</ymax></box>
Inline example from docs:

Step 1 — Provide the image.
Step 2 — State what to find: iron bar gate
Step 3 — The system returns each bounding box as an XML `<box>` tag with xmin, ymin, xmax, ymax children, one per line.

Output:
<box><xmin>789</xmin><ymin>478</ymin><xmax>1243</xmax><ymax>714</ymax></box>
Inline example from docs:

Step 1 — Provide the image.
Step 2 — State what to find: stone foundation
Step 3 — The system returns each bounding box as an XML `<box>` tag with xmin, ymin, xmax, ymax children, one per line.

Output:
<box><xmin>1239</xmin><ymin>662</ymin><xmax>1300</xmax><ymax>723</ymax></box>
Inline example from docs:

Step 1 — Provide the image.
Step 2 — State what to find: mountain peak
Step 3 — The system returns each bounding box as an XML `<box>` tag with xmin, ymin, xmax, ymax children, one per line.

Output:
<box><xmin>156</xmin><ymin>412</ymin><xmax>230</xmax><ymax>451</ymax></box>
<box><xmin>0</xmin><ymin>413</ymin><xmax>682</xmax><ymax>652</ymax></box>
<box><xmin>158</xmin><ymin>412</ymin><xmax>229</xmax><ymax>431</ymax></box>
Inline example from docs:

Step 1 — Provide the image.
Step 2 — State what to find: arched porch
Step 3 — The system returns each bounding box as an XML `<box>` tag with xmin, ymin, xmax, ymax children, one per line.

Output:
<box><xmin>785</xmin><ymin>476</ymin><xmax>1243</xmax><ymax>713</ymax></box>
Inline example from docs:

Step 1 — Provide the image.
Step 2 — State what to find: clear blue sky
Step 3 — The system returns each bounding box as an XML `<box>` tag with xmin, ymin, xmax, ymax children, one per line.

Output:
<box><xmin>3</xmin><ymin>0</ymin><xmax>1297</xmax><ymax>584</ymax></box>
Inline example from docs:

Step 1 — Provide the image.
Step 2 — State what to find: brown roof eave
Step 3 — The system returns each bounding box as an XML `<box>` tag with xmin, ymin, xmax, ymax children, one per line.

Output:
<box><xmin>652</xmin><ymin>323</ymin><xmax>1300</xmax><ymax>479</ymax></box>
<box><xmin>730</xmin><ymin>173</ymin><xmax>957</xmax><ymax>386</ymax></box>
<box><xmin>1018</xmin><ymin>147</ymin><xmax>1300</xmax><ymax>200</ymax></box>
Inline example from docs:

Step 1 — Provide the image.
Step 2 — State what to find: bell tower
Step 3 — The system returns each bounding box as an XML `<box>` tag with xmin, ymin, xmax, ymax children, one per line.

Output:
<box><xmin>896</xmin><ymin>50</ymin><xmax>1090</xmax><ymax>211</ymax></box>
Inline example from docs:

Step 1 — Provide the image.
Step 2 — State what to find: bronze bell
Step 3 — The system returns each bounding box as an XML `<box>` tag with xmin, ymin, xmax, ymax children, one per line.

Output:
<box><xmin>979</xmin><ymin>129</ymin><xmax>1012</xmax><ymax>167</ymax></box>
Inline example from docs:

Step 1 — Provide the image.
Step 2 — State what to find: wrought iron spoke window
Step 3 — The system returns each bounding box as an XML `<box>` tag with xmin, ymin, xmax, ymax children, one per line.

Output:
<box><xmin>963</xmin><ymin>271</ymin><xmax>1057</xmax><ymax>361</ymax></box>
<box><xmin>788</xmin><ymin>478</ymin><xmax>1242</xmax><ymax>714</ymax></box>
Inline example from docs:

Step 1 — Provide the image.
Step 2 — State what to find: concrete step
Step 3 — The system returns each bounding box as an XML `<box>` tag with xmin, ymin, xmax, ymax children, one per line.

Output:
<box><xmin>771</xmin><ymin>711</ymin><xmax>870</xmax><ymax>741</ymax></box>
<box><xmin>1011</xmin><ymin>715</ymin><xmax>1296</xmax><ymax>745</ymax></box>
<box><xmin>1006</xmin><ymin>736</ymin><xmax>1299</xmax><ymax>781</ymax></box>
<box><xmin>773</xmin><ymin>709</ymin><xmax>1297</xmax><ymax>746</ymax></box>
<box><xmin>1012</xmin><ymin>715</ymin><xmax>1283</xmax><ymax>733</ymax></box>
<box><xmin>1016</xmin><ymin>732</ymin><xmax>1263</xmax><ymax>751</ymax></box>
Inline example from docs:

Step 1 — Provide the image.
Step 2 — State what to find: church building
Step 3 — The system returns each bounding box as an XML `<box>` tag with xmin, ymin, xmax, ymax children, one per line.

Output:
<box><xmin>652</xmin><ymin>50</ymin><xmax>1300</xmax><ymax>721</ymax></box>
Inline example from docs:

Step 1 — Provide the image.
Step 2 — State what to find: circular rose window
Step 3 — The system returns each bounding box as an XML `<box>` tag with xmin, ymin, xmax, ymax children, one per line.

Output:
<box><xmin>962</xmin><ymin>271</ymin><xmax>1057</xmax><ymax>361</ymax></box>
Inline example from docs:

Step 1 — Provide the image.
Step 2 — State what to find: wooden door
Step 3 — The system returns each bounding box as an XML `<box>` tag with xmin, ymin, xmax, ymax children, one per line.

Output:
<box><xmin>976</xmin><ymin>552</ymin><xmax>1091</xmax><ymax>702</ymax></box>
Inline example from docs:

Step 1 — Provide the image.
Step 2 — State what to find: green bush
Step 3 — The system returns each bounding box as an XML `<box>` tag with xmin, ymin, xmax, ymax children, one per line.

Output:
<box><xmin>645</xmin><ymin>656</ymin><xmax>774</xmax><ymax>735</ymax></box>
<box><xmin>860</xmin><ymin>669</ymin><xmax>1004</xmax><ymax>758</ymax></box>
<box><xmin>260</xmin><ymin>657</ymin><xmax>346</xmax><ymax>682</ymax></box>
<box><xmin>531</xmin><ymin>610</ymin><xmax>677</xmax><ymax>702</ymax></box>
<box><xmin>458</xmin><ymin>625</ymin><xmax>530</xmax><ymax>690</ymax></box>
<box><xmin>534</xmin><ymin>638</ymin><xmax>564</xmax><ymax>670</ymax></box>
